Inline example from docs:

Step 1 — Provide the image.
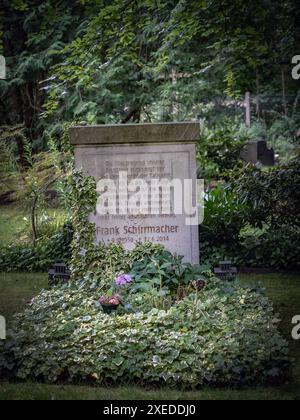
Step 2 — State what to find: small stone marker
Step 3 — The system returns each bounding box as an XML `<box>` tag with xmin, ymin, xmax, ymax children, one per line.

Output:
<box><xmin>214</xmin><ymin>261</ymin><xmax>237</xmax><ymax>281</ymax></box>
<box><xmin>48</xmin><ymin>263</ymin><xmax>71</xmax><ymax>287</ymax></box>
<box><xmin>70</xmin><ymin>123</ymin><xmax>200</xmax><ymax>263</ymax></box>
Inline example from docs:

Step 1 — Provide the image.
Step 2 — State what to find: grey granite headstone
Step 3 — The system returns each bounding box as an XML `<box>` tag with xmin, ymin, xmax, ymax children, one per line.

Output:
<box><xmin>70</xmin><ymin>123</ymin><xmax>200</xmax><ymax>264</ymax></box>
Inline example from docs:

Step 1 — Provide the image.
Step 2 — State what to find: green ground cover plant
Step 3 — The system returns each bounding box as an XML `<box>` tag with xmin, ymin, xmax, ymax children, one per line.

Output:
<box><xmin>0</xmin><ymin>168</ymin><xmax>294</xmax><ymax>392</ymax></box>
<box><xmin>1</xmin><ymin>271</ymin><xmax>299</xmax><ymax>400</ymax></box>
<box><xmin>0</xmin><ymin>243</ymin><xmax>289</xmax><ymax>388</ymax></box>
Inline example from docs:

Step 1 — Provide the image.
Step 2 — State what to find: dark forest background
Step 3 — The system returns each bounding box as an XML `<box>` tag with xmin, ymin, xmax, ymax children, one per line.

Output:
<box><xmin>0</xmin><ymin>0</ymin><xmax>300</xmax><ymax>272</ymax></box>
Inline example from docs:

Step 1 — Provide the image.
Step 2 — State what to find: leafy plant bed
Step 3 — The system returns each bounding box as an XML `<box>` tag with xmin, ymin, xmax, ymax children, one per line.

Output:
<box><xmin>238</xmin><ymin>267</ymin><xmax>300</xmax><ymax>275</ymax></box>
<box><xmin>0</xmin><ymin>223</ymin><xmax>73</xmax><ymax>272</ymax></box>
<box><xmin>200</xmin><ymin>233</ymin><xmax>300</xmax><ymax>272</ymax></box>
<box><xmin>0</xmin><ymin>172</ymin><xmax>288</xmax><ymax>388</ymax></box>
<box><xmin>0</xmin><ymin>247</ymin><xmax>289</xmax><ymax>388</ymax></box>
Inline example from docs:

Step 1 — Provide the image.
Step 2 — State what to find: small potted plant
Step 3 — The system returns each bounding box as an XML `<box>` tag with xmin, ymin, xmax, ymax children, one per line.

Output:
<box><xmin>99</xmin><ymin>294</ymin><xmax>121</xmax><ymax>314</ymax></box>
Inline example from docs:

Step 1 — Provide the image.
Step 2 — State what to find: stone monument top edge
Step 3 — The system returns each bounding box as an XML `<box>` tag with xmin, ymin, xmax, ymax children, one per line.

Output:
<box><xmin>70</xmin><ymin>122</ymin><xmax>199</xmax><ymax>146</ymax></box>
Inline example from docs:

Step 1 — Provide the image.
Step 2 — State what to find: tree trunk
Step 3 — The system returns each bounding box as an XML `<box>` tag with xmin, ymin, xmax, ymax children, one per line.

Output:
<box><xmin>256</xmin><ymin>69</ymin><xmax>261</xmax><ymax>119</ymax></box>
<box><xmin>281</xmin><ymin>67</ymin><xmax>288</xmax><ymax>116</ymax></box>
<box><xmin>31</xmin><ymin>192</ymin><xmax>39</xmax><ymax>246</ymax></box>
<box><xmin>245</xmin><ymin>92</ymin><xmax>251</xmax><ymax>128</ymax></box>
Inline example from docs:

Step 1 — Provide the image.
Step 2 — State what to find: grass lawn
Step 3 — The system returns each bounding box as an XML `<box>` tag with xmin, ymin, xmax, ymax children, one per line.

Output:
<box><xmin>0</xmin><ymin>204</ymin><xmax>67</xmax><ymax>245</ymax></box>
<box><xmin>0</xmin><ymin>271</ymin><xmax>299</xmax><ymax>400</ymax></box>
<box><xmin>0</xmin><ymin>272</ymin><xmax>48</xmax><ymax>321</ymax></box>
<box><xmin>0</xmin><ymin>205</ymin><xmax>28</xmax><ymax>245</ymax></box>
<box><xmin>0</xmin><ymin>382</ymin><xmax>297</xmax><ymax>401</ymax></box>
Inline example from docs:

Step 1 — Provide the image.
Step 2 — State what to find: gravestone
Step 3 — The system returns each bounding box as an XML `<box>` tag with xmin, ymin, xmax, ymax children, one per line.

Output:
<box><xmin>70</xmin><ymin>122</ymin><xmax>200</xmax><ymax>264</ymax></box>
<box><xmin>241</xmin><ymin>140</ymin><xmax>275</xmax><ymax>167</ymax></box>
<box><xmin>214</xmin><ymin>261</ymin><xmax>237</xmax><ymax>282</ymax></box>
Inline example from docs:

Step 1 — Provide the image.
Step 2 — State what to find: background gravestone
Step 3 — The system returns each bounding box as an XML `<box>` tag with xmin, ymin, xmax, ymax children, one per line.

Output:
<box><xmin>70</xmin><ymin>123</ymin><xmax>200</xmax><ymax>264</ymax></box>
<box><xmin>241</xmin><ymin>140</ymin><xmax>275</xmax><ymax>167</ymax></box>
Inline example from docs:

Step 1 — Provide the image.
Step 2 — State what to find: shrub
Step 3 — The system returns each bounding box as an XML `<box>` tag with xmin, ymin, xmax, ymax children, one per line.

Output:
<box><xmin>201</xmin><ymin>186</ymin><xmax>248</xmax><ymax>246</ymax></box>
<box><xmin>201</xmin><ymin>161</ymin><xmax>300</xmax><ymax>270</ymax></box>
<box><xmin>199</xmin><ymin>241</ymin><xmax>236</xmax><ymax>268</ymax></box>
<box><xmin>247</xmin><ymin>117</ymin><xmax>300</xmax><ymax>163</ymax></box>
<box><xmin>200</xmin><ymin>226</ymin><xmax>300</xmax><ymax>271</ymax></box>
<box><xmin>130</xmin><ymin>246</ymin><xmax>205</xmax><ymax>293</ymax></box>
<box><xmin>230</xmin><ymin>161</ymin><xmax>300</xmax><ymax>229</ymax></box>
<box><xmin>30</xmin><ymin>211</ymin><xmax>68</xmax><ymax>241</ymax></box>
<box><xmin>17</xmin><ymin>210</ymin><xmax>68</xmax><ymax>244</ymax></box>
<box><xmin>197</xmin><ymin>118</ymin><xmax>250</xmax><ymax>180</ymax></box>
<box><xmin>237</xmin><ymin>225</ymin><xmax>300</xmax><ymax>270</ymax></box>
<box><xmin>0</xmin><ymin>257</ymin><xmax>289</xmax><ymax>387</ymax></box>
<box><xmin>0</xmin><ymin>223</ymin><xmax>73</xmax><ymax>272</ymax></box>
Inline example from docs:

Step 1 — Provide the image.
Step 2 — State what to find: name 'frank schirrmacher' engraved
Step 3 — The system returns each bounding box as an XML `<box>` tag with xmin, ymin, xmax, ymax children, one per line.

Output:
<box><xmin>97</xmin><ymin>225</ymin><xmax>179</xmax><ymax>236</ymax></box>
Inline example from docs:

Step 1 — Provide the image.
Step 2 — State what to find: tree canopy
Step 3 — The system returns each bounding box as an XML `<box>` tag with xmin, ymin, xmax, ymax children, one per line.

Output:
<box><xmin>0</xmin><ymin>0</ymin><xmax>299</xmax><ymax>150</ymax></box>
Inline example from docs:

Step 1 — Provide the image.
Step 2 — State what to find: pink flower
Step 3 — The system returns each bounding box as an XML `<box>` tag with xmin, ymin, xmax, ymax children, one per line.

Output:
<box><xmin>109</xmin><ymin>297</ymin><xmax>120</xmax><ymax>305</ymax></box>
<box><xmin>99</xmin><ymin>294</ymin><xmax>120</xmax><ymax>306</ymax></box>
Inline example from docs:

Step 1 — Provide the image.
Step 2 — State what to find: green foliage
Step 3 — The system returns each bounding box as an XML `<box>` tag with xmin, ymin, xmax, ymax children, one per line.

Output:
<box><xmin>16</xmin><ymin>142</ymin><xmax>68</xmax><ymax>245</ymax></box>
<box><xmin>32</xmin><ymin>211</ymin><xmax>68</xmax><ymax>241</ymax></box>
<box><xmin>0</xmin><ymin>270</ymin><xmax>289</xmax><ymax>387</ymax></box>
<box><xmin>0</xmin><ymin>140</ymin><xmax>18</xmax><ymax>201</ymax></box>
<box><xmin>67</xmin><ymin>169</ymin><xmax>98</xmax><ymax>279</ymax></box>
<box><xmin>130</xmin><ymin>246</ymin><xmax>205</xmax><ymax>293</ymax></box>
<box><xmin>1</xmin><ymin>0</ymin><xmax>299</xmax><ymax>159</ymax></box>
<box><xmin>0</xmin><ymin>0</ymin><xmax>85</xmax><ymax>148</ymax></box>
<box><xmin>37</xmin><ymin>0</ymin><xmax>300</xmax><ymax>125</ymax></box>
<box><xmin>201</xmin><ymin>161</ymin><xmax>300</xmax><ymax>270</ymax></box>
<box><xmin>201</xmin><ymin>186</ymin><xmax>248</xmax><ymax>245</ymax></box>
<box><xmin>200</xmin><ymin>228</ymin><xmax>300</xmax><ymax>271</ymax></box>
<box><xmin>237</xmin><ymin>225</ymin><xmax>300</xmax><ymax>270</ymax></box>
<box><xmin>0</xmin><ymin>166</ymin><xmax>289</xmax><ymax>387</ymax></box>
<box><xmin>0</xmin><ymin>271</ymin><xmax>299</xmax><ymax>400</ymax></box>
<box><xmin>197</xmin><ymin>119</ymin><xmax>250</xmax><ymax>179</ymax></box>
<box><xmin>230</xmin><ymin>161</ymin><xmax>300</xmax><ymax>229</ymax></box>
<box><xmin>247</xmin><ymin>117</ymin><xmax>300</xmax><ymax>163</ymax></box>
<box><xmin>0</xmin><ymin>223</ymin><xmax>73</xmax><ymax>272</ymax></box>
<box><xmin>0</xmin><ymin>125</ymin><xmax>27</xmax><ymax>200</ymax></box>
